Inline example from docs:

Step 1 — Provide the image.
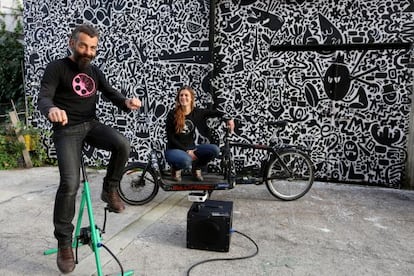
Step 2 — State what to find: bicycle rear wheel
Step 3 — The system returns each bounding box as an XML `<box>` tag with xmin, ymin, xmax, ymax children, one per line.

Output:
<box><xmin>265</xmin><ymin>149</ymin><xmax>314</xmax><ymax>201</ymax></box>
<box><xmin>118</xmin><ymin>163</ymin><xmax>159</xmax><ymax>205</ymax></box>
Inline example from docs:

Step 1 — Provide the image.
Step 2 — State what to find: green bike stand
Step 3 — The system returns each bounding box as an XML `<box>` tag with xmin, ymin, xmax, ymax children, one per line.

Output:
<box><xmin>44</xmin><ymin>157</ymin><xmax>133</xmax><ymax>276</ymax></box>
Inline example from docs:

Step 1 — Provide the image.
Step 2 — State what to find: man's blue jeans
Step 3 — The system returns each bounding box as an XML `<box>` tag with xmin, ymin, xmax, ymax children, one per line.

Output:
<box><xmin>52</xmin><ymin>119</ymin><xmax>130</xmax><ymax>247</ymax></box>
<box><xmin>165</xmin><ymin>144</ymin><xmax>220</xmax><ymax>170</ymax></box>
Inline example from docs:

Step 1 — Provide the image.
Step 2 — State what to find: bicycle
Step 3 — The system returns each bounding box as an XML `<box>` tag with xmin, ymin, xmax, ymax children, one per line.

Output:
<box><xmin>44</xmin><ymin>154</ymin><xmax>133</xmax><ymax>276</ymax></box>
<box><xmin>118</xmin><ymin>120</ymin><xmax>315</xmax><ymax>205</ymax></box>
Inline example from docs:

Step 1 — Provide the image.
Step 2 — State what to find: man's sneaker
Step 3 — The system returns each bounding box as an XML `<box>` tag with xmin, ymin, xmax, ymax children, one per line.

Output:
<box><xmin>101</xmin><ymin>190</ymin><xmax>125</xmax><ymax>213</ymax></box>
<box><xmin>57</xmin><ymin>247</ymin><xmax>75</xmax><ymax>274</ymax></box>
<box><xmin>192</xmin><ymin>169</ymin><xmax>204</xmax><ymax>181</ymax></box>
<box><xmin>171</xmin><ymin>168</ymin><xmax>182</xmax><ymax>182</ymax></box>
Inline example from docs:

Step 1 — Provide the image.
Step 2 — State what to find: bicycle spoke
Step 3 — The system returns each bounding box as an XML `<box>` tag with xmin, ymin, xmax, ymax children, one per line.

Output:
<box><xmin>118</xmin><ymin>163</ymin><xmax>159</xmax><ymax>205</ymax></box>
<box><xmin>265</xmin><ymin>150</ymin><xmax>314</xmax><ymax>201</ymax></box>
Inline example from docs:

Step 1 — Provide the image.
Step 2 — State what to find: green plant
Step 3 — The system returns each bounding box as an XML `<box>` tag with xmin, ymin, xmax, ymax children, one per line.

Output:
<box><xmin>21</xmin><ymin>124</ymin><xmax>56</xmax><ymax>167</ymax></box>
<box><xmin>0</xmin><ymin>1</ymin><xmax>24</xmax><ymax>111</ymax></box>
<box><xmin>0</xmin><ymin>125</ymin><xmax>25</xmax><ymax>169</ymax></box>
<box><xmin>0</xmin><ymin>121</ymin><xmax>56</xmax><ymax>169</ymax></box>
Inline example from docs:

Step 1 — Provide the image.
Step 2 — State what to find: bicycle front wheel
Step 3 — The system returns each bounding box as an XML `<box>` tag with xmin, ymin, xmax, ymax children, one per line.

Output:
<box><xmin>118</xmin><ymin>163</ymin><xmax>159</xmax><ymax>205</ymax></box>
<box><xmin>265</xmin><ymin>149</ymin><xmax>314</xmax><ymax>201</ymax></box>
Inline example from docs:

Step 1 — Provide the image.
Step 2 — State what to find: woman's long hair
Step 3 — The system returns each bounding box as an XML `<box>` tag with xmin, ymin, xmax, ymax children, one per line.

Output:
<box><xmin>174</xmin><ymin>85</ymin><xmax>195</xmax><ymax>133</ymax></box>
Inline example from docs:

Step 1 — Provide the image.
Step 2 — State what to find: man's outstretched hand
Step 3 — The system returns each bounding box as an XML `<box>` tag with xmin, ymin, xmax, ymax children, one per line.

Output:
<box><xmin>126</xmin><ymin>98</ymin><xmax>142</xmax><ymax>110</ymax></box>
<box><xmin>48</xmin><ymin>107</ymin><xmax>68</xmax><ymax>126</ymax></box>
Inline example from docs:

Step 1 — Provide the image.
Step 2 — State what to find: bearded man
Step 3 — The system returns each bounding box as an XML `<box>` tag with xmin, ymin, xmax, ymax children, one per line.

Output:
<box><xmin>38</xmin><ymin>24</ymin><xmax>141</xmax><ymax>274</ymax></box>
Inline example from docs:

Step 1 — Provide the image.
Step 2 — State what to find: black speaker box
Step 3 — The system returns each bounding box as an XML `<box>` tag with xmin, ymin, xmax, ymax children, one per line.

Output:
<box><xmin>187</xmin><ymin>200</ymin><xmax>233</xmax><ymax>252</ymax></box>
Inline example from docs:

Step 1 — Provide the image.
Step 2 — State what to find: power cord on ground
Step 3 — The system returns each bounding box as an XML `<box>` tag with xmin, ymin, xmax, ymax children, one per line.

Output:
<box><xmin>186</xmin><ymin>229</ymin><xmax>259</xmax><ymax>276</ymax></box>
<box><xmin>100</xmin><ymin>243</ymin><xmax>124</xmax><ymax>275</ymax></box>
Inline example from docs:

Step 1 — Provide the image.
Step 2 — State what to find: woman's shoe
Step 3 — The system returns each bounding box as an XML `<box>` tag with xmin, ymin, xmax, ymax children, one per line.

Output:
<box><xmin>171</xmin><ymin>169</ymin><xmax>182</xmax><ymax>182</ymax></box>
<box><xmin>192</xmin><ymin>169</ymin><xmax>204</xmax><ymax>181</ymax></box>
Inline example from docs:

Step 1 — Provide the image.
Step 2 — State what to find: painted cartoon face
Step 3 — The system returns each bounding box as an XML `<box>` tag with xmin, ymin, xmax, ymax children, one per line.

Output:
<box><xmin>72</xmin><ymin>73</ymin><xmax>96</xmax><ymax>97</ymax></box>
<box><xmin>323</xmin><ymin>63</ymin><xmax>351</xmax><ymax>101</ymax></box>
<box><xmin>382</xmin><ymin>84</ymin><xmax>399</xmax><ymax>105</ymax></box>
<box><xmin>344</xmin><ymin>141</ymin><xmax>358</xmax><ymax>161</ymax></box>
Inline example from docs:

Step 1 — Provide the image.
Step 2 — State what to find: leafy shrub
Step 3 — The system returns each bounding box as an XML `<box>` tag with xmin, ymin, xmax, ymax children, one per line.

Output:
<box><xmin>0</xmin><ymin>3</ymin><xmax>24</xmax><ymax>113</ymax></box>
<box><xmin>0</xmin><ymin>125</ymin><xmax>25</xmax><ymax>169</ymax></box>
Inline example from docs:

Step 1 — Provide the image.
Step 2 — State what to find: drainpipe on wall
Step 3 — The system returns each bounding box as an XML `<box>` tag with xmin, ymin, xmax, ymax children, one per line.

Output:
<box><xmin>208</xmin><ymin>0</ymin><xmax>216</xmax><ymax>95</ymax></box>
<box><xmin>405</xmin><ymin>43</ymin><xmax>414</xmax><ymax>190</ymax></box>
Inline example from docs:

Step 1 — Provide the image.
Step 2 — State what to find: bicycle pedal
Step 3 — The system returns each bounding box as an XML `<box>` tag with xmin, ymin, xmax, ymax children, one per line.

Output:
<box><xmin>188</xmin><ymin>192</ymin><xmax>208</xmax><ymax>202</ymax></box>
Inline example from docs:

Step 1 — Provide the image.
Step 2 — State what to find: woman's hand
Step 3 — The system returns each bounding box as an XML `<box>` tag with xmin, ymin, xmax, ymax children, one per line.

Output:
<box><xmin>227</xmin><ymin>119</ymin><xmax>235</xmax><ymax>134</ymax></box>
<box><xmin>186</xmin><ymin>149</ymin><xmax>198</xmax><ymax>160</ymax></box>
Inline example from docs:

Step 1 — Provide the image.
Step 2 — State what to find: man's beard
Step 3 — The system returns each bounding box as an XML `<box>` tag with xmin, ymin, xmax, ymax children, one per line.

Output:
<box><xmin>73</xmin><ymin>51</ymin><xmax>94</xmax><ymax>70</ymax></box>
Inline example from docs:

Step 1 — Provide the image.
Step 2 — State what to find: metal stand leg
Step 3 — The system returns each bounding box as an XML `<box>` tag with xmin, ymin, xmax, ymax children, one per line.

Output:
<box><xmin>44</xmin><ymin>156</ymin><xmax>134</xmax><ymax>276</ymax></box>
<box><xmin>82</xmin><ymin>171</ymin><xmax>104</xmax><ymax>275</ymax></box>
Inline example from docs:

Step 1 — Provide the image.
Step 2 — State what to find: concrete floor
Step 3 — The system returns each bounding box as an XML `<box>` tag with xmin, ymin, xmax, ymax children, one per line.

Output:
<box><xmin>1</xmin><ymin>166</ymin><xmax>414</xmax><ymax>276</ymax></box>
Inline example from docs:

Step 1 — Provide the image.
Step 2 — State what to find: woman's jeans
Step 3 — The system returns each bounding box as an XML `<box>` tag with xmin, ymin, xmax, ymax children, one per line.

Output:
<box><xmin>52</xmin><ymin>120</ymin><xmax>130</xmax><ymax>248</ymax></box>
<box><xmin>165</xmin><ymin>144</ymin><xmax>220</xmax><ymax>170</ymax></box>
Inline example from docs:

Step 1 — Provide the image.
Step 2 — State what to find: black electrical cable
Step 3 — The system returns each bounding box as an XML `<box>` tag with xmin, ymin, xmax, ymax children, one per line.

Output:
<box><xmin>100</xmin><ymin>243</ymin><xmax>124</xmax><ymax>275</ymax></box>
<box><xmin>186</xmin><ymin>229</ymin><xmax>259</xmax><ymax>276</ymax></box>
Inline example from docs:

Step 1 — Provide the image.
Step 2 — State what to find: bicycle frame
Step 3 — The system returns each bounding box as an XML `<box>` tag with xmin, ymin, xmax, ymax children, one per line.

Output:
<box><xmin>44</xmin><ymin>157</ymin><xmax>133</xmax><ymax>276</ymax></box>
<box><xmin>227</xmin><ymin>141</ymin><xmax>309</xmax><ymax>184</ymax></box>
<box><xmin>135</xmin><ymin>133</ymin><xmax>297</xmax><ymax>190</ymax></box>
<box><xmin>221</xmin><ymin>121</ymin><xmax>305</xmax><ymax>185</ymax></box>
<box><xmin>131</xmin><ymin>152</ymin><xmax>234</xmax><ymax>192</ymax></box>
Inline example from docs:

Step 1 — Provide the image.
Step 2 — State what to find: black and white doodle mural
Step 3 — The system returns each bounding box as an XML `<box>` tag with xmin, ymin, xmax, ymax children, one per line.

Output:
<box><xmin>23</xmin><ymin>0</ymin><xmax>414</xmax><ymax>187</ymax></box>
